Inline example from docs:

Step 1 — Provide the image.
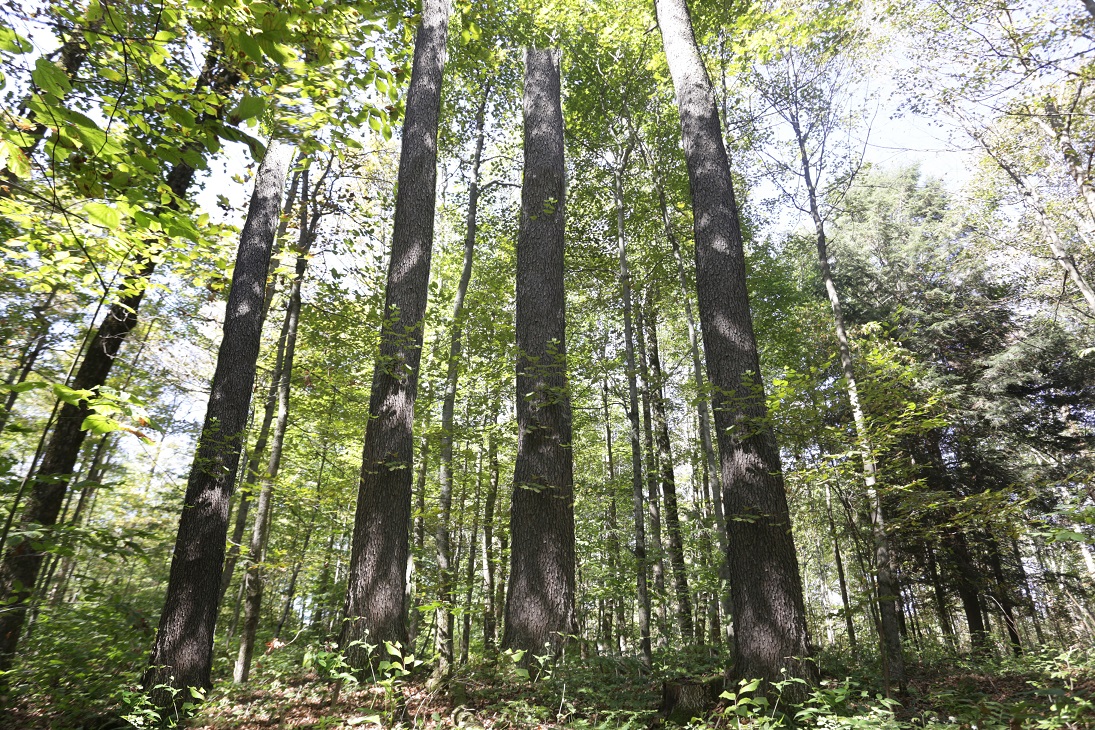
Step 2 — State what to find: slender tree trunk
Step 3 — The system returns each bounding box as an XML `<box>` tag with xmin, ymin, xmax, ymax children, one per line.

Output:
<box><xmin>276</xmin><ymin>470</ymin><xmax>323</xmax><ymax>640</ymax></box>
<box><xmin>1011</xmin><ymin>538</ymin><xmax>1045</xmax><ymax>645</ymax></box>
<box><xmin>435</xmin><ymin>87</ymin><xmax>490</xmax><ymax>674</ymax></box>
<box><xmin>234</xmin><ymin>180</ymin><xmax>311</xmax><ymax>683</ymax></box>
<box><xmin>789</xmin><ymin>115</ymin><xmax>904</xmax><ymax>692</ymax></box>
<box><xmin>824</xmin><ymin>483</ymin><xmax>858</xmax><ymax>654</ymax></box>
<box><xmin>645</xmin><ymin>307</ymin><xmax>694</xmax><ymax>641</ymax></box>
<box><xmin>502</xmin><ymin>48</ymin><xmax>576</xmax><ymax>664</ymax></box>
<box><xmin>142</xmin><ymin>141</ymin><xmax>292</xmax><ymax>706</ymax></box>
<box><xmin>601</xmin><ymin>374</ymin><xmax>625</xmax><ymax>654</ymax></box>
<box><xmin>967</xmin><ymin>123</ymin><xmax>1095</xmax><ymax>314</ymax></box>
<box><xmin>0</xmin><ymin>52</ymin><xmax>240</xmax><ymax>672</ymax></box>
<box><xmin>612</xmin><ymin>149</ymin><xmax>653</xmax><ymax>668</ymax></box>
<box><xmin>461</xmin><ymin>455</ymin><xmax>481</xmax><ymax>665</ymax></box>
<box><xmin>341</xmin><ymin>0</ymin><xmax>450</xmax><ymax>665</ymax></box>
<box><xmin>655</xmin><ymin>0</ymin><xmax>814</xmax><ymax>692</ymax></box>
<box><xmin>949</xmin><ymin>532</ymin><xmax>989</xmax><ymax>654</ymax></box>
<box><xmin>481</xmin><ymin>395</ymin><xmax>500</xmax><ymax>654</ymax></box>
<box><xmin>0</xmin><ymin>288</ymin><xmax>56</xmax><ymax>433</ymax></box>
<box><xmin>636</xmin><ymin>298</ymin><xmax>668</xmax><ymax>647</ymax></box>
<box><xmin>985</xmin><ymin>534</ymin><xmax>1022</xmax><ymax>656</ymax></box>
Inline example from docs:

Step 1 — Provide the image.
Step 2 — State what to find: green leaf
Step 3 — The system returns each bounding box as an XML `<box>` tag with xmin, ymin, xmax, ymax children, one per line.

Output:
<box><xmin>230</xmin><ymin>95</ymin><xmax>266</xmax><ymax>123</ymax></box>
<box><xmin>0</xmin><ymin>140</ymin><xmax>30</xmax><ymax>179</ymax></box>
<box><xmin>83</xmin><ymin>202</ymin><xmax>120</xmax><ymax>230</ymax></box>
<box><xmin>166</xmin><ymin>105</ymin><xmax>197</xmax><ymax>128</ymax></box>
<box><xmin>52</xmin><ymin>383</ymin><xmax>91</xmax><ymax>406</ymax></box>
<box><xmin>32</xmin><ymin>57</ymin><xmax>71</xmax><ymax>98</ymax></box>
<box><xmin>0</xmin><ymin>380</ymin><xmax>46</xmax><ymax>394</ymax></box>
<box><xmin>0</xmin><ymin>23</ymin><xmax>32</xmax><ymax>53</ymax></box>
<box><xmin>80</xmin><ymin>412</ymin><xmax>120</xmax><ymax>436</ymax></box>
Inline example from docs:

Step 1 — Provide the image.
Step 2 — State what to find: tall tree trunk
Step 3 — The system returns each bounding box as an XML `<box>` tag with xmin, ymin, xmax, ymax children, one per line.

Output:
<box><xmin>461</xmin><ymin>453</ymin><xmax>481</xmax><ymax>665</ymax></box>
<box><xmin>481</xmin><ymin>395</ymin><xmax>500</xmax><ymax>654</ymax></box>
<box><xmin>341</xmin><ymin>0</ymin><xmax>450</xmax><ymax>665</ymax></box>
<box><xmin>276</xmin><ymin>458</ymin><xmax>324</xmax><ymax>640</ymax></box>
<box><xmin>789</xmin><ymin>115</ymin><xmax>904</xmax><ymax>692</ymax></box>
<box><xmin>645</xmin><ymin>307</ymin><xmax>694</xmax><ymax>641</ymax></box>
<box><xmin>655</xmin><ymin>0</ymin><xmax>815</xmax><ymax>691</ymax></box>
<box><xmin>822</xmin><ymin>483</ymin><xmax>857</xmax><ymax>654</ymax></box>
<box><xmin>642</xmin><ymin>148</ymin><xmax>731</xmax><ymax>639</ymax></box>
<box><xmin>0</xmin><ymin>51</ymin><xmax>240</xmax><ymax>672</ymax></box>
<box><xmin>636</xmin><ymin>297</ymin><xmax>667</xmax><ymax>647</ymax></box>
<box><xmin>602</xmin><ymin>373</ymin><xmax>625</xmax><ymax>654</ymax></box>
<box><xmin>925</xmin><ymin>542</ymin><xmax>956</xmax><ymax>650</ymax></box>
<box><xmin>985</xmin><ymin>534</ymin><xmax>1022</xmax><ymax>656</ymax></box>
<box><xmin>220</xmin><ymin>166</ymin><xmax>303</xmax><ymax>603</ymax></box>
<box><xmin>612</xmin><ymin>147</ymin><xmax>653</xmax><ymax>668</ymax></box>
<box><xmin>435</xmin><ymin>86</ymin><xmax>490</xmax><ymax>674</ymax></box>
<box><xmin>949</xmin><ymin>532</ymin><xmax>989</xmax><ymax>654</ymax></box>
<box><xmin>142</xmin><ymin>141</ymin><xmax>292</xmax><ymax>706</ymax></box>
<box><xmin>234</xmin><ymin>174</ymin><xmax>312</xmax><ymax>683</ymax></box>
<box><xmin>502</xmin><ymin>48</ymin><xmax>576</xmax><ymax>664</ymax></box>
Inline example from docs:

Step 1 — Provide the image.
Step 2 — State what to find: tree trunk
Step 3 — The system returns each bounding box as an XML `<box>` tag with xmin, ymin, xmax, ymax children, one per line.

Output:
<box><xmin>612</xmin><ymin>148</ymin><xmax>653</xmax><ymax>669</ymax></box>
<box><xmin>435</xmin><ymin>86</ymin><xmax>489</xmax><ymax>674</ymax></box>
<box><xmin>655</xmin><ymin>0</ymin><xmax>814</xmax><ymax>692</ymax></box>
<box><xmin>643</xmin><ymin>150</ymin><xmax>730</xmax><ymax>640</ymax></box>
<box><xmin>502</xmin><ymin>48</ymin><xmax>576</xmax><ymax>664</ymax></box>
<box><xmin>234</xmin><ymin>172</ymin><xmax>312</xmax><ymax>683</ymax></box>
<box><xmin>645</xmin><ymin>307</ymin><xmax>694</xmax><ymax>642</ymax></box>
<box><xmin>0</xmin><ymin>288</ymin><xmax>56</xmax><ymax>433</ymax></box>
<box><xmin>276</xmin><ymin>463</ymin><xmax>323</xmax><ymax>640</ymax></box>
<box><xmin>481</xmin><ymin>395</ymin><xmax>500</xmax><ymax>654</ymax></box>
<box><xmin>341</xmin><ymin>0</ymin><xmax>450</xmax><ymax>666</ymax></box>
<box><xmin>0</xmin><ymin>51</ymin><xmax>240</xmax><ymax>672</ymax></box>
<box><xmin>637</xmin><ymin>299</ymin><xmax>668</xmax><ymax>648</ymax></box>
<box><xmin>142</xmin><ymin>140</ymin><xmax>292</xmax><ymax>706</ymax></box>
<box><xmin>789</xmin><ymin>114</ymin><xmax>904</xmax><ymax>692</ymax></box>
<box><xmin>824</xmin><ymin>483</ymin><xmax>858</xmax><ymax>653</ymax></box>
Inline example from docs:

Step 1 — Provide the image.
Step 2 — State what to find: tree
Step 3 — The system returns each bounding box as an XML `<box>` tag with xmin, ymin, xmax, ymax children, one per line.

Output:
<box><xmin>654</xmin><ymin>0</ymin><xmax>816</xmax><ymax>690</ymax></box>
<box><xmin>142</xmin><ymin>140</ymin><xmax>293</xmax><ymax>706</ymax></box>
<box><xmin>501</xmin><ymin>47</ymin><xmax>577</xmax><ymax>663</ymax></box>
<box><xmin>341</xmin><ymin>0</ymin><xmax>451</xmax><ymax>664</ymax></box>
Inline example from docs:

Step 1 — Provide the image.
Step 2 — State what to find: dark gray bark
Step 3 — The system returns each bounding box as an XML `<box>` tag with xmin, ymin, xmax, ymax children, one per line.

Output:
<box><xmin>654</xmin><ymin>0</ymin><xmax>815</xmax><ymax>690</ymax></box>
<box><xmin>341</xmin><ymin>0</ymin><xmax>450</xmax><ymax>665</ymax></box>
<box><xmin>234</xmin><ymin>169</ymin><xmax>313</xmax><ymax>683</ymax></box>
<box><xmin>142</xmin><ymin>140</ymin><xmax>292</xmax><ymax>705</ymax></box>
<box><xmin>0</xmin><ymin>288</ymin><xmax>56</xmax><ymax>434</ymax></box>
<box><xmin>501</xmin><ymin>48</ymin><xmax>576</xmax><ymax>663</ymax></box>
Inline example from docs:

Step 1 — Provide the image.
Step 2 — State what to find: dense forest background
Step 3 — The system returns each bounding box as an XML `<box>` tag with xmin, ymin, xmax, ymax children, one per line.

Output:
<box><xmin>0</xmin><ymin>0</ymin><xmax>1094</xmax><ymax>727</ymax></box>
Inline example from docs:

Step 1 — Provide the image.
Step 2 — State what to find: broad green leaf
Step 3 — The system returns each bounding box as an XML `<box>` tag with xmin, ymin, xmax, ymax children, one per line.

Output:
<box><xmin>32</xmin><ymin>57</ymin><xmax>71</xmax><ymax>98</ymax></box>
<box><xmin>231</xmin><ymin>95</ymin><xmax>266</xmax><ymax>123</ymax></box>
<box><xmin>84</xmin><ymin>202</ymin><xmax>120</xmax><ymax>230</ymax></box>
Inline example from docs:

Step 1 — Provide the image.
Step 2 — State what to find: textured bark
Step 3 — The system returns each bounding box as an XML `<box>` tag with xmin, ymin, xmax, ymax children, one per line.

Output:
<box><xmin>436</xmin><ymin>87</ymin><xmax>489</xmax><ymax>673</ymax></box>
<box><xmin>642</xmin><ymin>105</ymin><xmax>730</xmax><ymax>643</ymax></box>
<box><xmin>502</xmin><ymin>48</ymin><xmax>576</xmax><ymax>663</ymax></box>
<box><xmin>0</xmin><ymin>50</ymin><xmax>239</xmax><ymax>671</ymax></box>
<box><xmin>142</xmin><ymin>140</ymin><xmax>292</xmax><ymax>705</ymax></box>
<box><xmin>646</xmin><ymin>308</ymin><xmax>694</xmax><ymax>641</ymax></box>
<box><xmin>341</xmin><ymin>0</ymin><xmax>449</xmax><ymax>665</ymax></box>
<box><xmin>636</xmin><ymin>299</ymin><xmax>668</xmax><ymax>648</ymax></box>
<box><xmin>925</xmin><ymin>542</ymin><xmax>956</xmax><ymax>649</ymax></box>
<box><xmin>654</xmin><ymin>0</ymin><xmax>814</xmax><ymax>690</ymax></box>
<box><xmin>789</xmin><ymin>114</ymin><xmax>904</xmax><ymax>691</ymax></box>
<box><xmin>235</xmin><ymin>173</ymin><xmax>313</xmax><ymax>683</ymax></box>
<box><xmin>612</xmin><ymin>148</ymin><xmax>652</xmax><ymax>668</ymax></box>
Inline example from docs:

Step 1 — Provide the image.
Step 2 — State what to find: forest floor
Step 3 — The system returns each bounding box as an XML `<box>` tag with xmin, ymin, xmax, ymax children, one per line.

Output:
<box><xmin>3</xmin><ymin>645</ymin><xmax>1094</xmax><ymax>729</ymax></box>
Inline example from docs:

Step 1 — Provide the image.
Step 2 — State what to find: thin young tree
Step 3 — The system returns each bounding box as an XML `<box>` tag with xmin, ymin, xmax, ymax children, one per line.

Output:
<box><xmin>436</xmin><ymin>83</ymin><xmax>491</xmax><ymax>675</ymax></box>
<box><xmin>654</xmin><ymin>0</ymin><xmax>815</xmax><ymax>690</ymax></box>
<box><xmin>142</xmin><ymin>140</ymin><xmax>293</xmax><ymax>705</ymax></box>
<box><xmin>501</xmin><ymin>47</ymin><xmax>577</xmax><ymax>663</ymax></box>
<box><xmin>341</xmin><ymin>0</ymin><xmax>450</xmax><ymax>664</ymax></box>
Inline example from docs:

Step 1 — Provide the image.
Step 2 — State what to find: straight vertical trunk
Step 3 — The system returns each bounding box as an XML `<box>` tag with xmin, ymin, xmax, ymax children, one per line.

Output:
<box><xmin>502</xmin><ymin>48</ymin><xmax>576</xmax><ymax>663</ymax></box>
<box><xmin>613</xmin><ymin>152</ymin><xmax>652</xmax><ymax>668</ymax></box>
<box><xmin>234</xmin><ymin>176</ymin><xmax>312</xmax><ymax>683</ymax></box>
<box><xmin>645</xmin><ymin>307</ymin><xmax>694</xmax><ymax>641</ymax></box>
<box><xmin>655</xmin><ymin>0</ymin><xmax>814</xmax><ymax>691</ymax></box>
<box><xmin>825</xmin><ymin>483</ymin><xmax>857</xmax><ymax>653</ymax></box>
<box><xmin>925</xmin><ymin>543</ymin><xmax>956</xmax><ymax>649</ymax></box>
<box><xmin>636</xmin><ymin>298</ymin><xmax>667</xmax><ymax>647</ymax></box>
<box><xmin>789</xmin><ymin>115</ymin><xmax>904</xmax><ymax>691</ymax></box>
<box><xmin>435</xmin><ymin>87</ymin><xmax>489</xmax><ymax>673</ymax></box>
<box><xmin>481</xmin><ymin>396</ymin><xmax>500</xmax><ymax>653</ymax></box>
<box><xmin>142</xmin><ymin>141</ymin><xmax>292</xmax><ymax>705</ymax></box>
<box><xmin>341</xmin><ymin>0</ymin><xmax>450</xmax><ymax>665</ymax></box>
